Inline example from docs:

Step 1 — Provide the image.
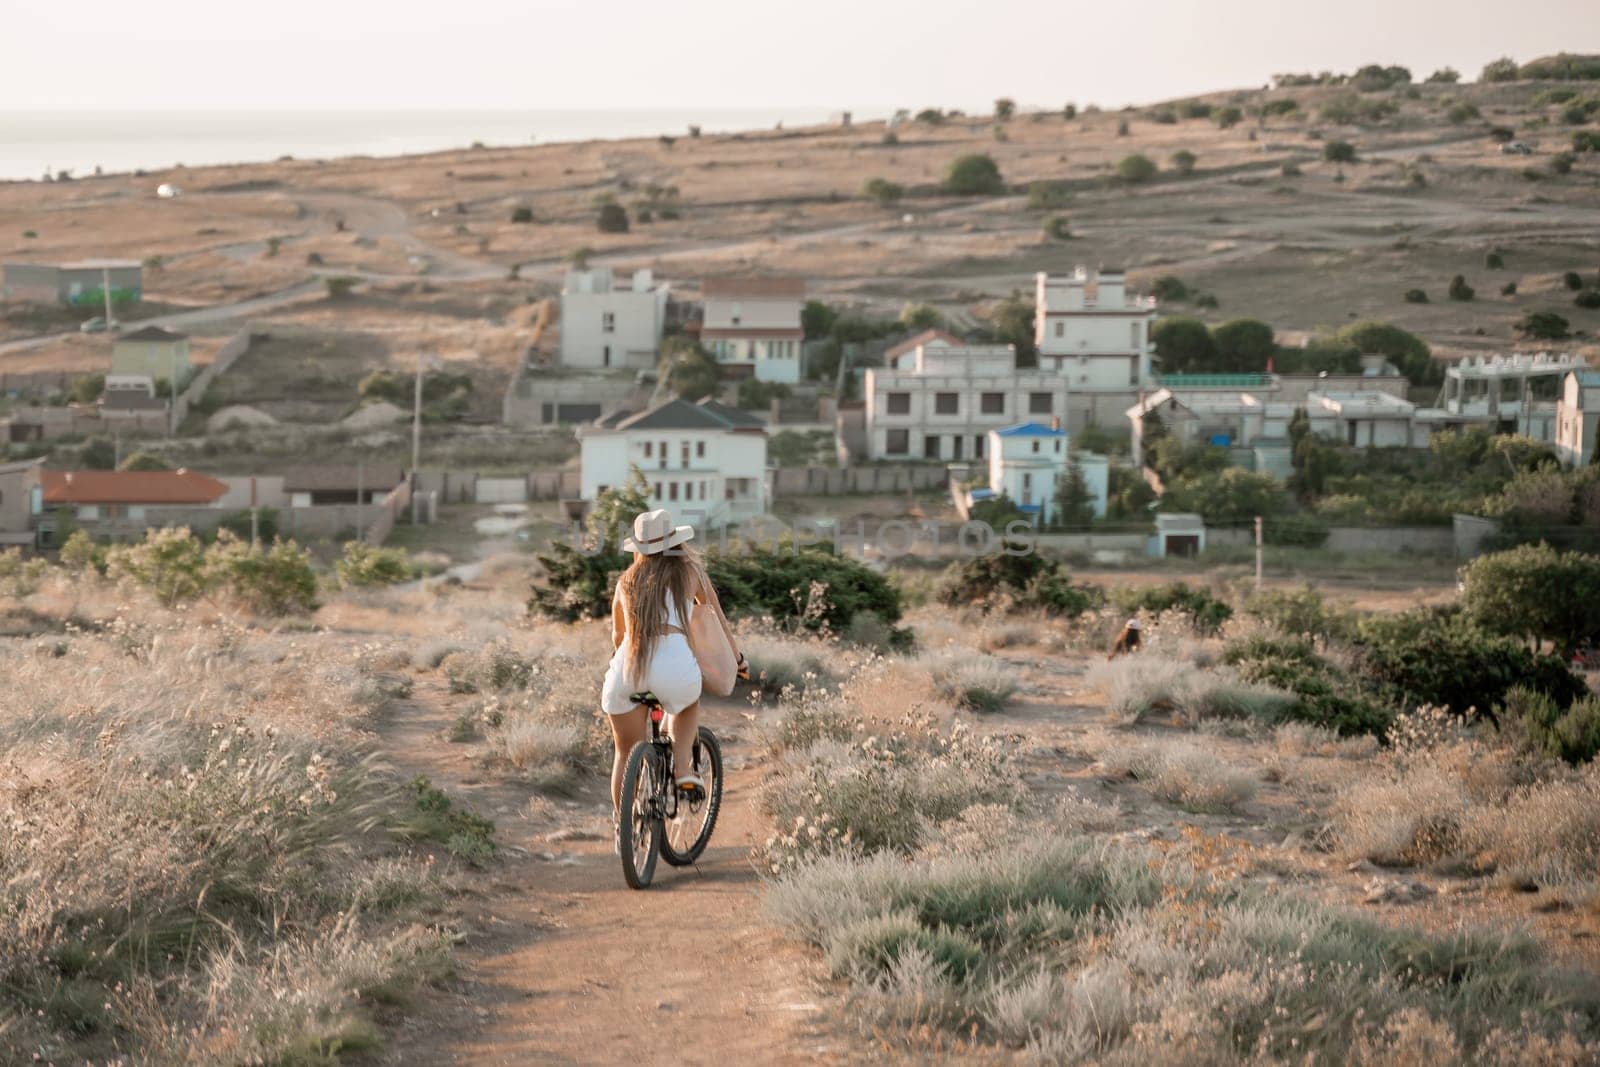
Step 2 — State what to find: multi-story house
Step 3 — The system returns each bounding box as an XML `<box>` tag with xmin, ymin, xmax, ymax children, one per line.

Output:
<box><xmin>578</xmin><ymin>396</ymin><xmax>769</xmax><ymax>529</ymax></box>
<box><xmin>111</xmin><ymin>326</ymin><xmax>191</xmax><ymax>385</ymax></box>
<box><xmin>699</xmin><ymin>277</ymin><xmax>805</xmax><ymax>384</ymax></box>
<box><xmin>559</xmin><ymin>267</ymin><xmax>669</xmax><ymax>370</ymax></box>
<box><xmin>863</xmin><ymin>339</ymin><xmax>1068</xmax><ymax>462</ymax></box>
<box><xmin>1034</xmin><ymin>267</ymin><xmax>1156</xmax><ymax>388</ymax></box>
<box><xmin>1556</xmin><ymin>369</ymin><xmax>1600</xmax><ymax>468</ymax></box>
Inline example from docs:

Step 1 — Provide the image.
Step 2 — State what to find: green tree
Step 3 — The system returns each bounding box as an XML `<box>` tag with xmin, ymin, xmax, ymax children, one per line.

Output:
<box><xmin>994</xmin><ymin>97</ymin><xmax>1016</xmax><ymax>121</ymax></box>
<box><xmin>597</xmin><ymin>202</ymin><xmax>630</xmax><ymax>233</ymax></box>
<box><xmin>1331</xmin><ymin>321</ymin><xmax>1435</xmax><ymax>384</ymax></box>
<box><xmin>1053</xmin><ymin>454</ymin><xmax>1097</xmax><ymax>527</ymax></box>
<box><xmin>1170</xmin><ymin>149</ymin><xmax>1197</xmax><ymax>175</ymax></box>
<box><xmin>206</xmin><ymin>532</ymin><xmax>319</xmax><ymax>616</ymax></box>
<box><xmin>105</xmin><ymin>526</ymin><xmax>212</xmax><ymax>606</ymax></box>
<box><xmin>659</xmin><ymin>337</ymin><xmax>719</xmax><ymax>399</ymax></box>
<box><xmin>1210</xmin><ymin>318</ymin><xmax>1276</xmax><ymax>371</ymax></box>
<box><xmin>944</xmin><ymin>153</ymin><xmax>1005</xmax><ymax>195</ymax></box>
<box><xmin>1448</xmin><ymin>274</ymin><xmax>1475</xmax><ymax>301</ymax></box>
<box><xmin>1151</xmin><ymin>316</ymin><xmax>1219</xmax><ymax>373</ymax></box>
<box><xmin>1116</xmin><ymin>154</ymin><xmax>1157</xmax><ymax>184</ymax></box>
<box><xmin>1215</xmin><ymin>106</ymin><xmax>1243</xmax><ymax>129</ymax></box>
<box><xmin>1425</xmin><ymin>67</ymin><xmax>1460</xmax><ymax>83</ymax></box>
<box><xmin>1461</xmin><ymin>544</ymin><xmax>1600</xmax><ymax>655</ymax></box>
<box><xmin>989</xmin><ymin>290</ymin><xmax>1036</xmax><ymax>365</ymax></box>
<box><xmin>899</xmin><ymin>303</ymin><xmax>946</xmax><ymax>331</ymax></box>
<box><xmin>80</xmin><ymin>437</ymin><xmax>116</xmax><ymax>470</ymax></box>
<box><xmin>1162</xmin><ymin>468</ymin><xmax>1290</xmax><ymax>524</ymax></box>
<box><xmin>336</xmin><ymin>540</ymin><xmax>413</xmax><ymax>587</ymax></box>
<box><xmin>801</xmin><ymin>300</ymin><xmax>837</xmax><ymax>340</ymax></box>
<box><xmin>70</xmin><ymin>374</ymin><xmax>105</xmax><ymax>404</ymax></box>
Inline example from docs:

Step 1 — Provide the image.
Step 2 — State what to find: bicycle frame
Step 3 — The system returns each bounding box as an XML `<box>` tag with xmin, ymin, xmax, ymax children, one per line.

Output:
<box><xmin>643</xmin><ymin>705</ymin><xmax>681</xmax><ymax>822</ymax></box>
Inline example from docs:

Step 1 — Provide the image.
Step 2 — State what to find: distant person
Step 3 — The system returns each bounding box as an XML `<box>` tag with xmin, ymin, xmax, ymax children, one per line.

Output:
<box><xmin>1108</xmin><ymin>618</ymin><xmax>1142</xmax><ymax>659</ymax></box>
<box><xmin>601</xmin><ymin>509</ymin><xmax>746</xmax><ymax>852</ymax></box>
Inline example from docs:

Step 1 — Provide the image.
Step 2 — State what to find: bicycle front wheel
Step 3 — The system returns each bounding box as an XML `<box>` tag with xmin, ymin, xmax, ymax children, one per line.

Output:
<box><xmin>660</xmin><ymin>727</ymin><xmax>723</xmax><ymax>867</ymax></box>
<box><xmin>618</xmin><ymin>740</ymin><xmax>662</xmax><ymax>889</ymax></box>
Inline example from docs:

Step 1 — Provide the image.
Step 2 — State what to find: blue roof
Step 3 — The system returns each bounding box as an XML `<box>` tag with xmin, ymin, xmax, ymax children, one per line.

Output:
<box><xmin>1577</xmin><ymin>371</ymin><xmax>1600</xmax><ymax>387</ymax></box>
<box><xmin>994</xmin><ymin>422</ymin><xmax>1065</xmax><ymax>438</ymax></box>
<box><xmin>968</xmin><ymin>488</ymin><xmax>996</xmax><ymax>501</ymax></box>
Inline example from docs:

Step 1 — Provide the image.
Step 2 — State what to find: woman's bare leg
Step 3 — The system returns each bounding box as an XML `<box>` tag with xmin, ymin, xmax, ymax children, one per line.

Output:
<box><xmin>607</xmin><ymin>706</ymin><xmax>648</xmax><ymax>814</ymax></box>
<box><xmin>667</xmin><ymin>700</ymin><xmax>701</xmax><ymax>783</ymax></box>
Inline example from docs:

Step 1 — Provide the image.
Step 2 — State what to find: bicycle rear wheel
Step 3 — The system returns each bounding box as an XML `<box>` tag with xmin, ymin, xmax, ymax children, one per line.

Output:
<box><xmin>618</xmin><ymin>740</ymin><xmax>661</xmax><ymax>889</ymax></box>
<box><xmin>660</xmin><ymin>727</ymin><xmax>723</xmax><ymax>867</ymax></box>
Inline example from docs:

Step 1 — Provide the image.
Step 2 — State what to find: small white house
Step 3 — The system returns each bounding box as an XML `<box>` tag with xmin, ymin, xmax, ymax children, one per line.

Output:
<box><xmin>1556</xmin><ymin>370</ymin><xmax>1600</xmax><ymax>468</ymax></box>
<box><xmin>974</xmin><ymin>422</ymin><xmax>1109</xmax><ymax>524</ymax></box>
<box><xmin>578</xmin><ymin>396</ymin><xmax>769</xmax><ymax>529</ymax></box>
<box><xmin>559</xmin><ymin>267</ymin><xmax>668</xmax><ymax>370</ymax></box>
<box><xmin>1035</xmin><ymin>267</ymin><xmax>1156</xmax><ymax>390</ymax></box>
<box><xmin>700</xmin><ymin>277</ymin><xmax>805</xmax><ymax>384</ymax></box>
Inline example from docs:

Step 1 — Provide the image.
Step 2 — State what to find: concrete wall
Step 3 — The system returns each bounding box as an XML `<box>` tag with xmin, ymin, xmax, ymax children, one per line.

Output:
<box><xmin>1208</xmin><ymin>523</ymin><xmax>1458</xmax><ymax>555</ymax></box>
<box><xmin>769</xmin><ymin>464</ymin><xmax>948</xmax><ymax>497</ymax></box>
<box><xmin>171</xmin><ymin>329</ymin><xmax>252</xmax><ymax>430</ymax></box>
<box><xmin>0</xmin><ymin>463</ymin><xmax>41</xmax><ymax>535</ymax></box>
<box><xmin>559</xmin><ymin>277</ymin><xmax>665</xmax><ymax>370</ymax></box>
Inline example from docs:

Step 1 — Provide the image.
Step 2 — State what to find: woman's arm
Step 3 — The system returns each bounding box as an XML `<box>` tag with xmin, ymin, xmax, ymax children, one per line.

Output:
<box><xmin>610</xmin><ymin>583</ymin><xmax>626</xmax><ymax>651</ymax></box>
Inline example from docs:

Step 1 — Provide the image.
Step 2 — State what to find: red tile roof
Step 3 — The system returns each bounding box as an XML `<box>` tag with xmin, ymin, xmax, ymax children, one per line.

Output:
<box><xmin>884</xmin><ymin>329</ymin><xmax>963</xmax><ymax>363</ymax></box>
<box><xmin>701</xmin><ymin>276</ymin><xmax>806</xmax><ymax>299</ymax></box>
<box><xmin>699</xmin><ymin>327</ymin><xmax>805</xmax><ymax>340</ymax></box>
<box><xmin>42</xmin><ymin>469</ymin><xmax>228</xmax><ymax>505</ymax></box>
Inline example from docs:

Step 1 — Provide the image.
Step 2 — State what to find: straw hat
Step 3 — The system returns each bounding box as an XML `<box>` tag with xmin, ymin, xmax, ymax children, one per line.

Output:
<box><xmin>622</xmin><ymin>508</ymin><xmax>695</xmax><ymax>555</ymax></box>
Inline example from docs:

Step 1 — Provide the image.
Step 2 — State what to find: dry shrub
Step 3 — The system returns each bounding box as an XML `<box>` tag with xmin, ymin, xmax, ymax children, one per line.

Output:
<box><xmin>1088</xmin><ymin>655</ymin><xmax>1291</xmax><ymax>725</ymax></box>
<box><xmin>1097</xmin><ymin>736</ymin><xmax>1260</xmax><ymax>813</ymax></box>
<box><xmin>917</xmin><ymin>647</ymin><xmax>1019</xmax><ymax>712</ymax></box>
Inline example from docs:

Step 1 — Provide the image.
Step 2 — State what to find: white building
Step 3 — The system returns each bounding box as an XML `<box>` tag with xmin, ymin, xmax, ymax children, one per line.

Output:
<box><xmin>577</xmin><ymin>396</ymin><xmax>769</xmax><ymax>529</ymax></box>
<box><xmin>974</xmin><ymin>422</ymin><xmax>1109</xmax><ymax>523</ymax></box>
<box><xmin>884</xmin><ymin>329</ymin><xmax>964</xmax><ymax>371</ymax></box>
<box><xmin>864</xmin><ymin>339</ymin><xmax>1070</xmax><ymax>462</ymax></box>
<box><xmin>700</xmin><ymin>277</ymin><xmax>805</xmax><ymax>384</ymax></box>
<box><xmin>1035</xmin><ymin>267</ymin><xmax>1156</xmax><ymax>390</ymax></box>
<box><xmin>1440</xmin><ymin>351</ymin><xmax>1590</xmax><ymax>443</ymax></box>
<box><xmin>1126</xmin><ymin>388</ymin><xmax>1491</xmax><ymax>467</ymax></box>
<box><xmin>559</xmin><ymin>267</ymin><xmax>668</xmax><ymax>370</ymax></box>
<box><xmin>1556</xmin><ymin>370</ymin><xmax>1600</xmax><ymax>468</ymax></box>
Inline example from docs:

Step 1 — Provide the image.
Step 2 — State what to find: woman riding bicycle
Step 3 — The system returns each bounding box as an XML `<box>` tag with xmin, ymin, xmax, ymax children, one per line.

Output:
<box><xmin>601</xmin><ymin>509</ymin><xmax>742</xmax><ymax>851</ymax></box>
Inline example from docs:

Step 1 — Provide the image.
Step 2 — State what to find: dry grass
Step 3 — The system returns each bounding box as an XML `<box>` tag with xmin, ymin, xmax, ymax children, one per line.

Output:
<box><xmin>1095</xmin><ymin>735</ymin><xmax>1260</xmax><ymax>814</ymax></box>
<box><xmin>0</xmin><ymin>574</ymin><xmax>457</xmax><ymax>1063</ymax></box>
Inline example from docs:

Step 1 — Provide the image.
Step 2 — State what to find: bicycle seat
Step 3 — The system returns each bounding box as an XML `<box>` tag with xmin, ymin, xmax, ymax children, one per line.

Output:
<box><xmin>629</xmin><ymin>691</ymin><xmax>661</xmax><ymax>707</ymax></box>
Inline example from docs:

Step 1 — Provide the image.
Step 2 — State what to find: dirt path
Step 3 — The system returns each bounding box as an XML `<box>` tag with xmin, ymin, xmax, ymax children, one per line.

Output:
<box><xmin>374</xmin><ymin>678</ymin><xmax>845</xmax><ymax>1066</ymax></box>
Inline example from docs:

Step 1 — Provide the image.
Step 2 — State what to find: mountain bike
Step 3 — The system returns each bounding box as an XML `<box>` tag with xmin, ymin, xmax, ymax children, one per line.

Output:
<box><xmin>617</xmin><ymin>692</ymin><xmax>723</xmax><ymax>890</ymax></box>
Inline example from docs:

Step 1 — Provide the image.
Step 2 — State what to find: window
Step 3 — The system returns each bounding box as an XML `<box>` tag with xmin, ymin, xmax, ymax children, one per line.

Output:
<box><xmin>731</xmin><ymin>303</ymin><xmax>742</xmax><ymax>326</ymax></box>
<box><xmin>696</xmin><ymin>441</ymin><xmax>705</xmax><ymax>458</ymax></box>
<box><xmin>1031</xmin><ymin>441</ymin><xmax>1040</xmax><ymax>454</ymax></box>
<box><xmin>980</xmin><ymin>393</ymin><xmax>1004</xmax><ymax>415</ymax></box>
<box><xmin>886</xmin><ymin>429</ymin><xmax>910</xmax><ymax>455</ymax></box>
<box><xmin>681</xmin><ymin>442</ymin><xmax>691</xmax><ymax>467</ymax></box>
<box><xmin>886</xmin><ymin>392</ymin><xmax>911</xmax><ymax>415</ymax></box>
<box><xmin>1130</xmin><ymin>321</ymin><xmax>1140</xmax><ymax>348</ymax></box>
<box><xmin>669</xmin><ymin>482</ymin><xmax>679</xmax><ymax>501</ymax></box>
<box><xmin>653</xmin><ymin>482</ymin><xmax>662</xmax><ymax>497</ymax></box>
<box><xmin>700</xmin><ymin>481</ymin><xmax>707</xmax><ymax>499</ymax></box>
<box><xmin>1022</xmin><ymin>472</ymin><xmax>1032</xmax><ymax>504</ymax></box>
<box><xmin>934</xmin><ymin>392</ymin><xmax>958</xmax><ymax>415</ymax></box>
<box><xmin>603</xmin><ymin>344</ymin><xmax>611</xmax><ymax>367</ymax></box>
<box><xmin>78</xmin><ymin>504</ymin><xmax>100</xmax><ymax>521</ymax></box>
<box><xmin>1029</xmin><ymin>392</ymin><xmax>1052</xmax><ymax>414</ymax></box>
<box><xmin>1129</xmin><ymin>356</ymin><xmax>1139</xmax><ymax>386</ymax></box>
<box><xmin>1054</xmin><ymin>440</ymin><xmax>1062</xmax><ymax>453</ymax></box>
<box><xmin>1055</xmin><ymin>321</ymin><xmax>1064</xmax><ymax>338</ymax></box>
<box><xmin>974</xmin><ymin>435</ymin><xmax>985</xmax><ymax>459</ymax></box>
<box><xmin>643</xmin><ymin>441</ymin><xmax>653</xmax><ymax>458</ymax></box>
<box><xmin>953</xmin><ymin>436</ymin><xmax>963</xmax><ymax>460</ymax></box>
<box><xmin>597</xmin><ymin>484</ymin><xmax>609</xmax><ymax>495</ymax></box>
<box><xmin>924</xmin><ymin>435</ymin><xmax>940</xmax><ymax>460</ymax></box>
<box><xmin>603</xmin><ymin>311</ymin><xmax>615</xmax><ymax>333</ymax></box>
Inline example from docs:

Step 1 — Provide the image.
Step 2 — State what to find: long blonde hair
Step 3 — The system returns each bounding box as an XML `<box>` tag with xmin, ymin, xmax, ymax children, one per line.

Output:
<box><xmin>618</xmin><ymin>546</ymin><xmax>702</xmax><ymax>685</ymax></box>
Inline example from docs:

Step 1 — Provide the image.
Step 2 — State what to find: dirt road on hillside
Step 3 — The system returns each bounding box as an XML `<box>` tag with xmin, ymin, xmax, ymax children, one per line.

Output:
<box><xmin>374</xmin><ymin>678</ymin><xmax>844</xmax><ymax>1067</ymax></box>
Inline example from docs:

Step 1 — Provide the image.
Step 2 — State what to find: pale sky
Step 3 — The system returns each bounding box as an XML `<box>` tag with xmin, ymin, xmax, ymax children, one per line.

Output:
<box><xmin>5</xmin><ymin>0</ymin><xmax>1598</xmax><ymax>112</ymax></box>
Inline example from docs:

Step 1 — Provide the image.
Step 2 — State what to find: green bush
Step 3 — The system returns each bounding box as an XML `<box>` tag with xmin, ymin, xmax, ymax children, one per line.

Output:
<box><xmin>944</xmin><ymin>154</ymin><xmax>1004</xmax><ymax>195</ymax></box>
<box><xmin>708</xmin><ymin>545</ymin><xmax>905</xmax><ymax>638</ymax></box>
<box><xmin>1503</xmin><ymin>281</ymin><xmax>1519</xmax><ymax>296</ymax></box>
<box><xmin>1486</xmin><ymin>250</ymin><xmax>1505</xmax><ymax>269</ymax></box>
<box><xmin>1480</xmin><ymin>57</ymin><xmax>1519</xmax><ymax>82</ymax></box>
<box><xmin>1112</xmin><ymin>581</ymin><xmax>1232</xmax><ymax>634</ymax></box>
<box><xmin>1446</xmin><ymin>102</ymin><xmax>1481</xmax><ymax>124</ymax></box>
<box><xmin>1215</xmin><ymin>106</ymin><xmax>1243</xmax><ymax>129</ymax></box>
<box><xmin>1210</xmin><ymin>318</ymin><xmax>1275</xmax><ymax>369</ymax></box>
<box><xmin>1563</xmin><ymin>270</ymin><xmax>1584</xmax><ymax>291</ymax></box>
<box><xmin>1323</xmin><ymin>139</ymin><xmax>1356</xmax><ymax>163</ymax></box>
<box><xmin>1576</xmin><ymin>289</ymin><xmax>1600</xmax><ymax>309</ymax></box>
<box><xmin>1182</xmin><ymin>101</ymin><xmax>1214</xmax><ymax>119</ymax></box>
<box><xmin>597</xmin><ymin>202</ymin><xmax>630</xmax><ymax>233</ymax></box>
<box><xmin>1403</xmin><ymin>288</ymin><xmax>1428</xmax><ymax>303</ymax></box>
<box><xmin>1150</xmin><ymin>275</ymin><xmax>1191</xmax><ymax>302</ymax></box>
<box><xmin>1517</xmin><ymin>311</ymin><xmax>1571</xmax><ymax>340</ymax></box>
<box><xmin>216</xmin><ymin>508</ymin><xmax>279</xmax><ymax>544</ymax></box>
<box><xmin>1353</xmin><ymin>607</ymin><xmax>1588</xmax><ymax>719</ymax></box>
<box><xmin>1500</xmin><ymin>687</ymin><xmax>1600</xmax><ymax>765</ymax></box>
<box><xmin>206</xmin><ymin>532</ymin><xmax>319</xmax><ymax>616</ymax></box>
<box><xmin>510</xmin><ymin>205</ymin><xmax>533</xmax><ymax>223</ymax></box>
<box><xmin>1241</xmin><ymin>586</ymin><xmax>1355</xmax><ymax>641</ymax></box>
<box><xmin>105</xmin><ymin>526</ymin><xmax>212</xmax><ymax>606</ymax></box>
<box><xmin>1170</xmin><ymin>149</ymin><xmax>1197</xmax><ymax>175</ymax></box>
<box><xmin>937</xmin><ymin>551</ymin><xmax>1104</xmax><ymax>619</ymax></box>
<box><xmin>337</xmin><ymin>541</ymin><xmax>414</xmax><ymax>588</ymax></box>
<box><xmin>1447</xmin><ymin>274</ymin><xmax>1475</xmax><ymax>301</ymax></box>
<box><xmin>1161</xmin><ymin>468</ymin><xmax>1292</xmax><ymax>525</ymax></box>
<box><xmin>735</xmin><ymin>378</ymin><xmax>791</xmax><ymax>409</ymax></box>
<box><xmin>58</xmin><ymin>529</ymin><xmax>106</xmax><ymax>575</ymax></box>
<box><xmin>1115</xmin><ymin>153</ymin><xmax>1157</xmax><ymax>184</ymax></box>
<box><xmin>862</xmin><ymin>177</ymin><xmax>904</xmax><ymax>205</ymax></box>
<box><xmin>1026</xmin><ymin>180</ymin><xmax>1072</xmax><ymax>209</ymax></box>
<box><xmin>1332</xmin><ymin>321</ymin><xmax>1435</xmax><ymax>384</ymax></box>
<box><xmin>1044</xmin><ymin>215</ymin><xmax>1071</xmax><ymax>240</ymax></box>
<box><xmin>1574</xmin><ymin>131</ymin><xmax>1600</xmax><ymax>152</ymax></box>
<box><xmin>1148</xmin><ymin>315</ymin><xmax>1217</xmax><ymax>372</ymax></box>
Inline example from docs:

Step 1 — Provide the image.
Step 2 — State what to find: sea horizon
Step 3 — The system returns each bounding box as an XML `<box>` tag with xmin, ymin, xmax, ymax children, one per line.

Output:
<box><xmin>0</xmin><ymin>107</ymin><xmax>881</xmax><ymax>183</ymax></box>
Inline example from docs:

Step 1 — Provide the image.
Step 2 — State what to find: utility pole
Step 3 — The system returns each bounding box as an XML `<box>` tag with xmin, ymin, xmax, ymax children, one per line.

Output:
<box><xmin>411</xmin><ymin>353</ymin><xmax>424</xmax><ymax>524</ymax></box>
<box><xmin>100</xmin><ymin>266</ymin><xmax>113</xmax><ymax>326</ymax></box>
<box><xmin>1254</xmin><ymin>515</ymin><xmax>1264</xmax><ymax>593</ymax></box>
<box><xmin>168</xmin><ymin>346</ymin><xmax>177</xmax><ymax>437</ymax></box>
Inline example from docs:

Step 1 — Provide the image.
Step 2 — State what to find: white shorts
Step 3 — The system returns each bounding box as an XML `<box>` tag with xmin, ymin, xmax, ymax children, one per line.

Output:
<box><xmin>600</xmin><ymin>633</ymin><xmax>703</xmax><ymax>716</ymax></box>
